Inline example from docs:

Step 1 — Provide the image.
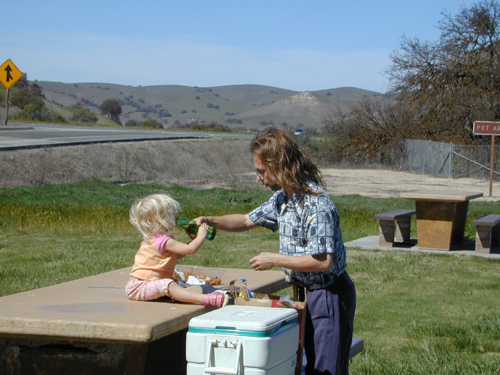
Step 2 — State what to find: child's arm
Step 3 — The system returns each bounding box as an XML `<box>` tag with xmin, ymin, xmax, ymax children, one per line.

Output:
<box><xmin>164</xmin><ymin>223</ymin><xmax>209</xmax><ymax>256</ymax></box>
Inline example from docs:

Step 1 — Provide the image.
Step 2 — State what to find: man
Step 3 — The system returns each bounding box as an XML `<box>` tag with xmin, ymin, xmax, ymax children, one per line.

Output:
<box><xmin>196</xmin><ymin>127</ymin><xmax>356</xmax><ymax>374</ymax></box>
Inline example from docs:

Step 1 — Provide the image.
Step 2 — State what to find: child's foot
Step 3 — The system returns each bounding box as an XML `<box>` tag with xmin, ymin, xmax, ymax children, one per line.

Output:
<box><xmin>204</xmin><ymin>291</ymin><xmax>228</xmax><ymax>308</ymax></box>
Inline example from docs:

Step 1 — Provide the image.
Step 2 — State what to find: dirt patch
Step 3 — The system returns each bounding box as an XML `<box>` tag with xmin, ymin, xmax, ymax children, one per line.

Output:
<box><xmin>193</xmin><ymin>168</ymin><xmax>500</xmax><ymax>202</ymax></box>
<box><xmin>320</xmin><ymin>168</ymin><xmax>500</xmax><ymax>202</ymax></box>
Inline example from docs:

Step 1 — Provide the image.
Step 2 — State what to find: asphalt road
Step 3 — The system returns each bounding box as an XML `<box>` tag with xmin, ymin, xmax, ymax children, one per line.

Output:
<box><xmin>0</xmin><ymin>122</ymin><xmax>254</xmax><ymax>150</ymax></box>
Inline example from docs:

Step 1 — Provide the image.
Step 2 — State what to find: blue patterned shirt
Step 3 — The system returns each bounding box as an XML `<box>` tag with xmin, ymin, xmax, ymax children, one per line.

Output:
<box><xmin>248</xmin><ymin>182</ymin><xmax>347</xmax><ymax>290</ymax></box>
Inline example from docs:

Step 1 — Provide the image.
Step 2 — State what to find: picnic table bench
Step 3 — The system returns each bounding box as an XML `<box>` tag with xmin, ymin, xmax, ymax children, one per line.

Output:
<box><xmin>473</xmin><ymin>214</ymin><xmax>500</xmax><ymax>253</ymax></box>
<box><xmin>0</xmin><ymin>266</ymin><xmax>363</xmax><ymax>375</ymax></box>
<box><xmin>374</xmin><ymin>209</ymin><xmax>416</xmax><ymax>247</ymax></box>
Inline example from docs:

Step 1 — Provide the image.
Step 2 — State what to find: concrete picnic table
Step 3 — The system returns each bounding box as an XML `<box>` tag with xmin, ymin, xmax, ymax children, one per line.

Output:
<box><xmin>0</xmin><ymin>266</ymin><xmax>289</xmax><ymax>375</ymax></box>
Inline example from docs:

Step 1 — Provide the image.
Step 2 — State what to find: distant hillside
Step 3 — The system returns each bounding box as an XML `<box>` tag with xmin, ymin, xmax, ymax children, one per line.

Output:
<box><xmin>36</xmin><ymin>81</ymin><xmax>384</xmax><ymax>130</ymax></box>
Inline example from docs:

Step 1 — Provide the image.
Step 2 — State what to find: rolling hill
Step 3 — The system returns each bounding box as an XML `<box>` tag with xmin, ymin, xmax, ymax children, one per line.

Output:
<box><xmin>36</xmin><ymin>81</ymin><xmax>384</xmax><ymax>131</ymax></box>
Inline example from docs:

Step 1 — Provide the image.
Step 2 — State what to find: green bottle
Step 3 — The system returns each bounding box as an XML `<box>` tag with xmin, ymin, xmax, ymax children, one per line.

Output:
<box><xmin>176</xmin><ymin>218</ymin><xmax>217</xmax><ymax>241</ymax></box>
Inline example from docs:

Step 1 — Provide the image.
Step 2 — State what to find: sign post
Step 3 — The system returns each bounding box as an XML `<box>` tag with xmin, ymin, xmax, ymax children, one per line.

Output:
<box><xmin>473</xmin><ymin>121</ymin><xmax>500</xmax><ymax>197</ymax></box>
<box><xmin>0</xmin><ymin>59</ymin><xmax>24</xmax><ymax>126</ymax></box>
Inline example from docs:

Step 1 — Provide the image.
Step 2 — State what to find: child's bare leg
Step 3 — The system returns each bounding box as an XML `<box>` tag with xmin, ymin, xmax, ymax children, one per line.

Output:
<box><xmin>168</xmin><ymin>282</ymin><xmax>206</xmax><ymax>305</ymax></box>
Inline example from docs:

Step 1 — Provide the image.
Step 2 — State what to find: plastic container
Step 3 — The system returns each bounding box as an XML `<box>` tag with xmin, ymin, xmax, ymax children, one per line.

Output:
<box><xmin>186</xmin><ymin>305</ymin><xmax>299</xmax><ymax>375</ymax></box>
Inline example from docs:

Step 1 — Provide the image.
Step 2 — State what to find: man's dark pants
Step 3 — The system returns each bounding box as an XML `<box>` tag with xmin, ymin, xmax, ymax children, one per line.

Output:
<box><xmin>304</xmin><ymin>272</ymin><xmax>356</xmax><ymax>375</ymax></box>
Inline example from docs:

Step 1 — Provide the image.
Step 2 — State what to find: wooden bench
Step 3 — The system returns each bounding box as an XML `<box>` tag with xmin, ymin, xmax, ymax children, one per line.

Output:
<box><xmin>473</xmin><ymin>214</ymin><xmax>500</xmax><ymax>253</ymax></box>
<box><xmin>374</xmin><ymin>209</ymin><xmax>416</xmax><ymax>247</ymax></box>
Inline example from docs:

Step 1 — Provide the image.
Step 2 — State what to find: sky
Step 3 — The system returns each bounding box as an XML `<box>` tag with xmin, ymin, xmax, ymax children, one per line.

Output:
<box><xmin>2</xmin><ymin>0</ymin><xmax>479</xmax><ymax>93</ymax></box>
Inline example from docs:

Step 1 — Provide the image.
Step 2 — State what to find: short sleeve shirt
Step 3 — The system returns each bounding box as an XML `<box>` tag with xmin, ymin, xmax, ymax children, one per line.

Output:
<box><xmin>130</xmin><ymin>234</ymin><xmax>177</xmax><ymax>281</ymax></box>
<box><xmin>248</xmin><ymin>182</ymin><xmax>347</xmax><ymax>290</ymax></box>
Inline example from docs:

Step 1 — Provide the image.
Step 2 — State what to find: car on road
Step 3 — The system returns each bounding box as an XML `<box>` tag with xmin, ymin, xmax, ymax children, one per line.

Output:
<box><xmin>294</xmin><ymin>129</ymin><xmax>306</xmax><ymax>135</ymax></box>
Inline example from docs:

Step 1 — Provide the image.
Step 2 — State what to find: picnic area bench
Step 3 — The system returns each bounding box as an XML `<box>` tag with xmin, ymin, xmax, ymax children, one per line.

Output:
<box><xmin>374</xmin><ymin>209</ymin><xmax>416</xmax><ymax>247</ymax></box>
<box><xmin>0</xmin><ymin>266</ymin><xmax>363</xmax><ymax>375</ymax></box>
<box><xmin>473</xmin><ymin>214</ymin><xmax>500</xmax><ymax>253</ymax></box>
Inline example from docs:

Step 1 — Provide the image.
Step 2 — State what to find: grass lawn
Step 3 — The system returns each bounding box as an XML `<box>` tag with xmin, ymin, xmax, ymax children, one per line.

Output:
<box><xmin>0</xmin><ymin>182</ymin><xmax>499</xmax><ymax>374</ymax></box>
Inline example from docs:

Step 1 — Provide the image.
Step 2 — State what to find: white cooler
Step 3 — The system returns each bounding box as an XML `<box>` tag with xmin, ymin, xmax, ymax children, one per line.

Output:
<box><xmin>186</xmin><ymin>305</ymin><xmax>299</xmax><ymax>375</ymax></box>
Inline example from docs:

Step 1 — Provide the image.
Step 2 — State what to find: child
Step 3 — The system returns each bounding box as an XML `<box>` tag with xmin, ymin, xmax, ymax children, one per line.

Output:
<box><xmin>126</xmin><ymin>194</ymin><xmax>228</xmax><ymax>308</ymax></box>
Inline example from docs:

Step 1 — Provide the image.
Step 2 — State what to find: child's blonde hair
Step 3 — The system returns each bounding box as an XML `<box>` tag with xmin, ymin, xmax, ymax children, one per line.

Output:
<box><xmin>129</xmin><ymin>194</ymin><xmax>180</xmax><ymax>239</ymax></box>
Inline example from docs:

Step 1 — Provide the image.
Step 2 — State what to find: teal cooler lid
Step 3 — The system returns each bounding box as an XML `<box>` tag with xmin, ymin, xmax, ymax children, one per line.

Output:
<box><xmin>188</xmin><ymin>305</ymin><xmax>298</xmax><ymax>337</ymax></box>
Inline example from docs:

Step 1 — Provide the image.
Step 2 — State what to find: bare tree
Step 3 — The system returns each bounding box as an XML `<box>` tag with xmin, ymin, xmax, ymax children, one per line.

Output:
<box><xmin>387</xmin><ymin>0</ymin><xmax>500</xmax><ymax>144</ymax></box>
<box><xmin>321</xmin><ymin>97</ymin><xmax>416</xmax><ymax>165</ymax></box>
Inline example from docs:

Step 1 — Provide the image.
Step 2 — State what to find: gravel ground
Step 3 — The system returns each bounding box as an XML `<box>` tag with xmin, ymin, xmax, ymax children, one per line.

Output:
<box><xmin>320</xmin><ymin>168</ymin><xmax>500</xmax><ymax>202</ymax></box>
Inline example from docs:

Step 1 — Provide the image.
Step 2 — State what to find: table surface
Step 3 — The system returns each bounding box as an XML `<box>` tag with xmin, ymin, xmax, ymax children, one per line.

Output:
<box><xmin>0</xmin><ymin>266</ymin><xmax>289</xmax><ymax>343</ymax></box>
<box><xmin>400</xmin><ymin>190</ymin><xmax>483</xmax><ymax>202</ymax></box>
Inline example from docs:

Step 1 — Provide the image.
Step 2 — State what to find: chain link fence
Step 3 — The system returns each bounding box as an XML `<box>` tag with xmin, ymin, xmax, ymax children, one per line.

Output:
<box><xmin>405</xmin><ymin>139</ymin><xmax>500</xmax><ymax>180</ymax></box>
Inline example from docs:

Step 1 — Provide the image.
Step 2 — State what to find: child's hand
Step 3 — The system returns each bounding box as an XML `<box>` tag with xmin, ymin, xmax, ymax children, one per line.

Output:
<box><xmin>197</xmin><ymin>222</ymin><xmax>208</xmax><ymax>238</ymax></box>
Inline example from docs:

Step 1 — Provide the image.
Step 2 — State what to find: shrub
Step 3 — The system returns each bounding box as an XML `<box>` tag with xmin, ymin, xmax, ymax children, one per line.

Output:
<box><xmin>303</xmin><ymin>137</ymin><xmax>344</xmax><ymax>166</ymax></box>
<box><xmin>70</xmin><ymin>108</ymin><xmax>98</xmax><ymax>123</ymax></box>
<box><xmin>15</xmin><ymin>102</ymin><xmax>67</xmax><ymax>123</ymax></box>
<box><xmin>141</xmin><ymin>119</ymin><xmax>163</xmax><ymax>129</ymax></box>
<box><xmin>125</xmin><ymin>119</ymin><xmax>140</xmax><ymax>127</ymax></box>
<box><xmin>10</xmin><ymin>89</ymin><xmax>44</xmax><ymax>110</ymax></box>
<box><xmin>71</xmin><ymin>101</ymin><xmax>87</xmax><ymax>110</ymax></box>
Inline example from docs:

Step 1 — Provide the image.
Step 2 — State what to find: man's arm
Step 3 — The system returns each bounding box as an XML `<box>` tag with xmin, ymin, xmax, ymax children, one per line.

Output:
<box><xmin>195</xmin><ymin>214</ymin><xmax>259</xmax><ymax>232</ymax></box>
<box><xmin>249</xmin><ymin>252</ymin><xmax>333</xmax><ymax>272</ymax></box>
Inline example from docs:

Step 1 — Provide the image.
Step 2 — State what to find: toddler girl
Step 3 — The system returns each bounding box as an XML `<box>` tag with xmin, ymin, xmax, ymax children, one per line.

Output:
<box><xmin>126</xmin><ymin>194</ymin><xmax>228</xmax><ymax>308</ymax></box>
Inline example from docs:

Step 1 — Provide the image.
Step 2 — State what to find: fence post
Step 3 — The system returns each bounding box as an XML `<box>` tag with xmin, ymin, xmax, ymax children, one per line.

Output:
<box><xmin>449</xmin><ymin>143</ymin><xmax>454</xmax><ymax>179</ymax></box>
<box><xmin>489</xmin><ymin>136</ymin><xmax>495</xmax><ymax>197</ymax></box>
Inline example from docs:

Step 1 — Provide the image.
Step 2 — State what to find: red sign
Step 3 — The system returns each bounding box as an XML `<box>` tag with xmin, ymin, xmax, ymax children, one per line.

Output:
<box><xmin>473</xmin><ymin>121</ymin><xmax>500</xmax><ymax>135</ymax></box>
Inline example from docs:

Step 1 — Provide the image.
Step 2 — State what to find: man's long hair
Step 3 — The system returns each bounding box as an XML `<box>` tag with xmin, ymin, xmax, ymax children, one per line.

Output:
<box><xmin>250</xmin><ymin>127</ymin><xmax>325</xmax><ymax>195</ymax></box>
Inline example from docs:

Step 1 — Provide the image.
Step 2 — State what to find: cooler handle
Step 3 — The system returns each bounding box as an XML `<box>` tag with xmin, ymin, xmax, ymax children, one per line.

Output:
<box><xmin>205</xmin><ymin>339</ymin><xmax>242</xmax><ymax>375</ymax></box>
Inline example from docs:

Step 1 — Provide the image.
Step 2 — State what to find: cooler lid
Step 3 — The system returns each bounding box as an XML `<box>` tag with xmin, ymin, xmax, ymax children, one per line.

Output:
<box><xmin>188</xmin><ymin>305</ymin><xmax>298</xmax><ymax>332</ymax></box>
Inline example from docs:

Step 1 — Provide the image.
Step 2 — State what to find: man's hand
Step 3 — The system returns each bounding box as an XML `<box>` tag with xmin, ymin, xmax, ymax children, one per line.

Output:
<box><xmin>194</xmin><ymin>216</ymin><xmax>207</xmax><ymax>226</ymax></box>
<box><xmin>249</xmin><ymin>252</ymin><xmax>276</xmax><ymax>271</ymax></box>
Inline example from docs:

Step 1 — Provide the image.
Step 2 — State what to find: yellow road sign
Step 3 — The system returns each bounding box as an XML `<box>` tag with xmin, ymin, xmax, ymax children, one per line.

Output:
<box><xmin>0</xmin><ymin>59</ymin><xmax>23</xmax><ymax>89</ymax></box>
